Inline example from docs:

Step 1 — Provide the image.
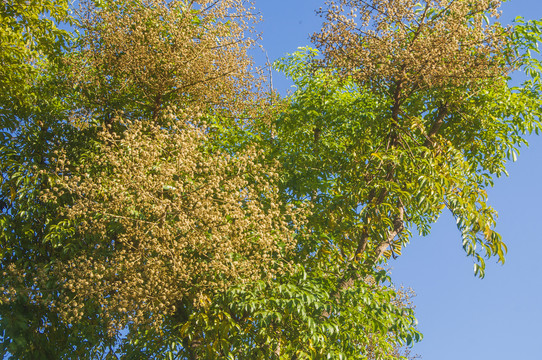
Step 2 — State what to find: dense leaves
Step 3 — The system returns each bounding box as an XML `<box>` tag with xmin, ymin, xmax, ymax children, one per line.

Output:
<box><xmin>291</xmin><ymin>0</ymin><xmax>542</xmax><ymax>278</ymax></box>
<box><xmin>1</xmin><ymin>0</ymin><xmax>542</xmax><ymax>358</ymax></box>
<box><xmin>0</xmin><ymin>0</ymin><xmax>71</xmax><ymax>128</ymax></box>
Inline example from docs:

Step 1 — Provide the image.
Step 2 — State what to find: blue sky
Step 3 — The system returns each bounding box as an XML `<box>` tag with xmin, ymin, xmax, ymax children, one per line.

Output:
<box><xmin>253</xmin><ymin>1</ymin><xmax>542</xmax><ymax>359</ymax></box>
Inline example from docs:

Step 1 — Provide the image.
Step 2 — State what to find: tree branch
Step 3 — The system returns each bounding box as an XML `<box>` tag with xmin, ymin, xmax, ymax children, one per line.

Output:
<box><xmin>423</xmin><ymin>103</ymin><xmax>448</xmax><ymax>147</ymax></box>
<box><xmin>375</xmin><ymin>206</ymin><xmax>405</xmax><ymax>260</ymax></box>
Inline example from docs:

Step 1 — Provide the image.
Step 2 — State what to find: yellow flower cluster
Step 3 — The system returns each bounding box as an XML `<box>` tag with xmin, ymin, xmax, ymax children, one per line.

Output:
<box><xmin>315</xmin><ymin>0</ymin><xmax>512</xmax><ymax>92</ymax></box>
<box><xmin>47</xmin><ymin>115</ymin><xmax>303</xmax><ymax>333</ymax></box>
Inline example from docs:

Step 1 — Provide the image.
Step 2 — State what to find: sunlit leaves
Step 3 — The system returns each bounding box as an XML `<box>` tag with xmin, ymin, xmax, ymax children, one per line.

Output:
<box><xmin>0</xmin><ymin>0</ymin><xmax>72</xmax><ymax>128</ymax></box>
<box><xmin>280</xmin><ymin>0</ymin><xmax>542</xmax><ymax>279</ymax></box>
<box><xmin>2</xmin><ymin>0</ymin><xmax>542</xmax><ymax>358</ymax></box>
<box><xmin>146</xmin><ymin>265</ymin><xmax>420</xmax><ymax>359</ymax></box>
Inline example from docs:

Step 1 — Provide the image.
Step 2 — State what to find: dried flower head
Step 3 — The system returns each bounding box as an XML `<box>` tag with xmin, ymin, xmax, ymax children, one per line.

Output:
<box><xmin>46</xmin><ymin>113</ymin><xmax>303</xmax><ymax>332</ymax></box>
<box><xmin>72</xmin><ymin>0</ymin><xmax>264</xmax><ymax>123</ymax></box>
<box><xmin>314</xmin><ymin>0</ymin><xmax>513</xmax><ymax>92</ymax></box>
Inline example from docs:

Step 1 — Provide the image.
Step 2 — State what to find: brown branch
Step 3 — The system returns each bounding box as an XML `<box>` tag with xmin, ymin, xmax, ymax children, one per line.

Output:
<box><xmin>332</xmin><ymin>199</ymin><xmax>405</xmax><ymax>301</ymax></box>
<box><xmin>423</xmin><ymin>103</ymin><xmax>448</xmax><ymax>147</ymax></box>
<box><xmin>311</xmin><ymin>126</ymin><xmax>321</xmax><ymax>203</ymax></box>
<box><xmin>374</xmin><ymin>206</ymin><xmax>405</xmax><ymax>260</ymax></box>
<box><xmin>353</xmin><ymin>227</ymin><xmax>370</xmax><ymax>261</ymax></box>
<box><xmin>151</xmin><ymin>94</ymin><xmax>162</xmax><ymax>121</ymax></box>
<box><xmin>391</xmin><ymin>80</ymin><xmax>403</xmax><ymax>124</ymax></box>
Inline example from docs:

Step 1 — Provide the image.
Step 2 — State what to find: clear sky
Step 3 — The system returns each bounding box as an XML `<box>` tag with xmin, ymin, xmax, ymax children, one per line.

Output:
<box><xmin>252</xmin><ymin>1</ymin><xmax>542</xmax><ymax>359</ymax></box>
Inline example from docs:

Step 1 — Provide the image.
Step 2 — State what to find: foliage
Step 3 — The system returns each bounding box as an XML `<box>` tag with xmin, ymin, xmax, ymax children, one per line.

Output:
<box><xmin>0</xmin><ymin>0</ymin><xmax>295</xmax><ymax>357</ymax></box>
<box><xmin>41</xmin><ymin>116</ymin><xmax>302</xmax><ymax>333</ymax></box>
<box><xmin>0</xmin><ymin>0</ymin><xmax>71</xmax><ymax>128</ymax></box>
<box><xmin>1</xmin><ymin>0</ymin><xmax>542</xmax><ymax>359</ymax></box>
<box><xmin>119</xmin><ymin>265</ymin><xmax>418</xmax><ymax>359</ymax></box>
<box><xmin>290</xmin><ymin>0</ymin><xmax>542</xmax><ymax>278</ymax></box>
<box><xmin>71</xmin><ymin>0</ymin><xmax>261</xmax><ymax>126</ymax></box>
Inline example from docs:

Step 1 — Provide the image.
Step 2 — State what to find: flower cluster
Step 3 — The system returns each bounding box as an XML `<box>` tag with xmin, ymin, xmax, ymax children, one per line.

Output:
<box><xmin>43</xmin><ymin>114</ymin><xmax>303</xmax><ymax>332</ymax></box>
<box><xmin>314</xmin><ymin>0</ymin><xmax>512</xmax><ymax>91</ymax></box>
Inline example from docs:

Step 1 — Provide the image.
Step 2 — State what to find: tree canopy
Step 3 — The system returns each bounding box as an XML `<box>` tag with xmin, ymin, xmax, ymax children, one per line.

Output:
<box><xmin>1</xmin><ymin>0</ymin><xmax>542</xmax><ymax>358</ymax></box>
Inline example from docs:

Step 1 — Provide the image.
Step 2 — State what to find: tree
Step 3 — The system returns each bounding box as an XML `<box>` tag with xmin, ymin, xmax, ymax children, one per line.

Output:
<box><xmin>1</xmin><ymin>0</ymin><xmax>542</xmax><ymax>358</ymax></box>
<box><xmin>283</xmin><ymin>0</ymin><xmax>542</xmax><ymax>280</ymax></box>
<box><xmin>1</xmin><ymin>0</ymin><xmax>303</xmax><ymax>357</ymax></box>
<box><xmin>265</xmin><ymin>0</ymin><xmax>542</xmax><ymax>356</ymax></box>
